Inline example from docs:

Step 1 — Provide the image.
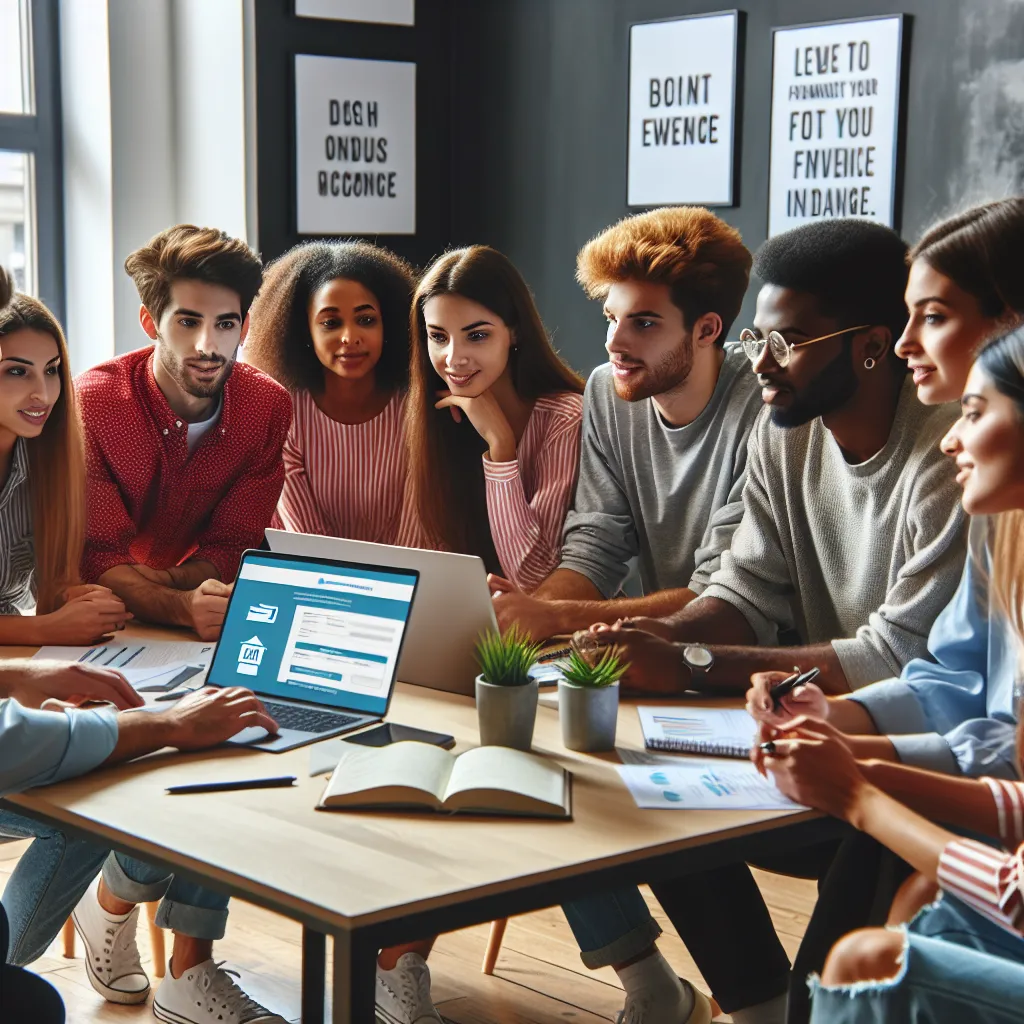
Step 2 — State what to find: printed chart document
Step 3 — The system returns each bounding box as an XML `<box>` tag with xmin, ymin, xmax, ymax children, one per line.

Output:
<box><xmin>618</xmin><ymin>759</ymin><xmax>804</xmax><ymax>811</ymax></box>
<box><xmin>638</xmin><ymin>706</ymin><xmax>757</xmax><ymax>758</ymax></box>
<box><xmin>33</xmin><ymin>642</ymin><xmax>215</xmax><ymax>692</ymax></box>
<box><xmin>319</xmin><ymin>741</ymin><xmax>571</xmax><ymax>818</ymax></box>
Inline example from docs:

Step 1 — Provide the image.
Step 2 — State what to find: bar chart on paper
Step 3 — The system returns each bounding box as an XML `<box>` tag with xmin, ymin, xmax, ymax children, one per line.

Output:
<box><xmin>618</xmin><ymin>760</ymin><xmax>804</xmax><ymax>811</ymax></box>
<box><xmin>637</xmin><ymin>706</ymin><xmax>757</xmax><ymax>757</ymax></box>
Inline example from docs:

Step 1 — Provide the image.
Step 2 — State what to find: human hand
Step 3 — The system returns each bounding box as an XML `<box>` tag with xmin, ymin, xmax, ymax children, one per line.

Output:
<box><xmin>41</xmin><ymin>591</ymin><xmax>132</xmax><ymax>645</ymax></box>
<box><xmin>1</xmin><ymin>660</ymin><xmax>142</xmax><ymax>710</ymax></box>
<box><xmin>763</xmin><ymin>716</ymin><xmax>872</xmax><ymax>822</ymax></box>
<box><xmin>155</xmin><ymin>686</ymin><xmax>278</xmax><ymax>750</ymax></box>
<box><xmin>490</xmin><ymin>582</ymin><xmax>555</xmax><ymax>641</ymax></box>
<box><xmin>593</xmin><ymin>616</ymin><xmax>675</xmax><ymax>642</ymax></box>
<box><xmin>60</xmin><ymin>583</ymin><xmax>115</xmax><ymax>604</ymax></box>
<box><xmin>435</xmin><ymin>389</ymin><xmax>516</xmax><ymax>462</ymax></box>
<box><xmin>593</xmin><ymin>627</ymin><xmax>682</xmax><ymax>695</ymax></box>
<box><xmin>746</xmin><ymin>671</ymin><xmax>829</xmax><ymax>729</ymax></box>
<box><xmin>189</xmin><ymin>580</ymin><xmax>233</xmax><ymax>640</ymax></box>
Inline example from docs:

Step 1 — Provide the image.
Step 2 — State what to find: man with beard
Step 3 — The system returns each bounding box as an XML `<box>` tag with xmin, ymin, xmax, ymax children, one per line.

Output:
<box><xmin>490</xmin><ymin>206</ymin><xmax>763</xmax><ymax>639</ymax></box>
<box><xmin>77</xmin><ymin>225</ymin><xmax>291</xmax><ymax>640</ymax></box>
<box><xmin>562</xmin><ymin>221</ymin><xmax>968</xmax><ymax>1024</ymax></box>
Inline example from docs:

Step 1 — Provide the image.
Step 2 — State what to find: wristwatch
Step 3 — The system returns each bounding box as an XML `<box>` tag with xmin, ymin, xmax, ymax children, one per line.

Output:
<box><xmin>681</xmin><ymin>644</ymin><xmax>715</xmax><ymax>686</ymax></box>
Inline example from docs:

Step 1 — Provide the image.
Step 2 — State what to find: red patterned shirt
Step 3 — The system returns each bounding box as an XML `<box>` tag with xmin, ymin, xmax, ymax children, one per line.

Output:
<box><xmin>77</xmin><ymin>346</ymin><xmax>291</xmax><ymax>584</ymax></box>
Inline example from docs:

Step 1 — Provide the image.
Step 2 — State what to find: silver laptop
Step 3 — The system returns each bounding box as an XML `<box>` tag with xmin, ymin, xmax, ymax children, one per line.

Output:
<box><xmin>206</xmin><ymin>548</ymin><xmax>418</xmax><ymax>752</ymax></box>
<box><xmin>265</xmin><ymin>530</ymin><xmax>496</xmax><ymax>696</ymax></box>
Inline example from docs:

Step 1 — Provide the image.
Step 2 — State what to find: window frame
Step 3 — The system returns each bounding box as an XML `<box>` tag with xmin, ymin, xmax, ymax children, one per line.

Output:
<box><xmin>0</xmin><ymin>0</ymin><xmax>64</xmax><ymax>321</ymax></box>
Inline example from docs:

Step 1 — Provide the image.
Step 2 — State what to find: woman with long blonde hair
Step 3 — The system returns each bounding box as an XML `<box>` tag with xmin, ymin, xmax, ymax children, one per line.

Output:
<box><xmin>0</xmin><ymin>293</ymin><xmax>127</xmax><ymax>643</ymax></box>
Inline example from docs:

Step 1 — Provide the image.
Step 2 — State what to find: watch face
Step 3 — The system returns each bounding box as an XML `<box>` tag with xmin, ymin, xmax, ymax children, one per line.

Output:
<box><xmin>684</xmin><ymin>645</ymin><xmax>713</xmax><ymax>669</ymax></box>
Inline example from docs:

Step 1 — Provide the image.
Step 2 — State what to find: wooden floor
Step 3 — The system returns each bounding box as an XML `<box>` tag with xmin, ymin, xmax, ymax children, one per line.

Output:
<box><xmin>1</xmin><ymin>840</ymin><xmax>816</xmax><ymax>1023</ymax></box>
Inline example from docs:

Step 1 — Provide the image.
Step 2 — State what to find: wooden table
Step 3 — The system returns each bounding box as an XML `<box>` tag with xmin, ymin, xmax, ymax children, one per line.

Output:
<box><xmin>1</xmin><ymin>628</ymin><xmax>838</xmax><ymax>1023</ymax></box>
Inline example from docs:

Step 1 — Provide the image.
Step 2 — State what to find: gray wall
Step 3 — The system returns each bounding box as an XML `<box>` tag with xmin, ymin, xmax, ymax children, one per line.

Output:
<box><xmin>449</xmin><ymin>0</ymin><xmax>1024</xmax><ymax>374</ymax></box>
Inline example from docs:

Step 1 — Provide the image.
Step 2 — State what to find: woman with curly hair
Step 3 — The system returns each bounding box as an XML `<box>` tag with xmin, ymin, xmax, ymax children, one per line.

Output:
<box><xmin>246</xmin><ymin>241</ymin><xmax>416</xmax><ymax>541</ymax></box>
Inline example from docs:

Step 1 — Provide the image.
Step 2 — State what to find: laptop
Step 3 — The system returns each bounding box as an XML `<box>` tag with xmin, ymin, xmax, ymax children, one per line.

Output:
<box><xmin>206</xmin><ymin>549</ymin><xmax>419</xmax><ymax>752</ymax></box>
<box><xmin>265</xmin><ymin>530</ymin><xmax>497</xmax><ymax>696</ymax></box>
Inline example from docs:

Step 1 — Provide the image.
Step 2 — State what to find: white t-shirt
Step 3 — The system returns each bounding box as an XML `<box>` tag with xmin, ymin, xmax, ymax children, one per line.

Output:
<box><xmin>186</xmin><ymin>398</ymin><xmax>222</xmax><ymax>453</ymax></box>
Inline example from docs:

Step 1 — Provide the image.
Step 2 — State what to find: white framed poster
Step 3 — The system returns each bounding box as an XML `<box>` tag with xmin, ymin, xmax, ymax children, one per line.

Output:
<box><xmin>295</xmin><ymin>54</ymin><xmax>416</xmax><ymax>236</ymax></box>
<box><xmin>768</xmin><ymin>15</ymin><xmax>905</xmax><ymax>236</ymax></box>
<box><xmin>295</xmin><ymin>0</ymin><xmax>414</xmax><ymax>27</ymax></box>
<box><xmin>627</xmin><ymin>11</ymin><xmax>739</xmax><ymax>207</ymax></box>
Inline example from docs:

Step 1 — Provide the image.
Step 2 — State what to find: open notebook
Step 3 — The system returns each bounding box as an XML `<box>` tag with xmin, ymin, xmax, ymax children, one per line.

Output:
<box><xmin>318</xmin><ymin>741</ymin><xmax>572</xmax><ymax>818</ymax></box>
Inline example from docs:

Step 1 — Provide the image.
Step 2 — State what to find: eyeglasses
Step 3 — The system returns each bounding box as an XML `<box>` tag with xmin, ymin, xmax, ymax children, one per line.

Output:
<box><xmin>739</xmin><ymin>325</ymin><xmax>871</xmax><ymax>368</ymax></box>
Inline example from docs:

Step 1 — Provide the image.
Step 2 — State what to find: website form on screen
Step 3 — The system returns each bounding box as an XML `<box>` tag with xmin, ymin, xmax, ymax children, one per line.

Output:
<box><xmin>211</xmin><ymin>553</ymin><xmax>416</xmax><ymax>717</ymax></box>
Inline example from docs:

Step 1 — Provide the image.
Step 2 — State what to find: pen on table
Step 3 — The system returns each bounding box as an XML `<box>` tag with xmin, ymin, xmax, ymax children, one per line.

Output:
<box><xmin>166</xmin><ymin>776</ymin><xmax>297</xmax><ymax>795</ymax></box>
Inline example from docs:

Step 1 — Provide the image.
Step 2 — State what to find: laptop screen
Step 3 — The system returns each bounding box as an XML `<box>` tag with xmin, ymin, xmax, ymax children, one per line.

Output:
<box><xmin>209</xmin><ymin>551</ymin><xmax>418</xmax><ymax>716</ymax></box>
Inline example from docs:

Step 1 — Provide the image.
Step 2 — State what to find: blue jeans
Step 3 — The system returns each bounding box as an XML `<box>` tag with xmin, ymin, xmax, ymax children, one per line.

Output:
<box><xmin>0</xmin><ymin>809</ymin><xmax>229</xmax><ymax>966</ymax></box>
<box><xmin>562</xmin><ymin>888</ymin><xmax>662</xmax><ymax>968</ymax></box>
<box><xmin>809</xmin><ymin>895</ymin><xmax>1024</xmax><ymax>1023</ymax></box>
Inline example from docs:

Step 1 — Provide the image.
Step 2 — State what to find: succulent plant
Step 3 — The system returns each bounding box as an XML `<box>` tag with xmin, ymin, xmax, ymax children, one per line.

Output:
<box><xmin>475</xmin><ymin>623</ymin><xmax>543</xmax><ymax>687</ymax></box>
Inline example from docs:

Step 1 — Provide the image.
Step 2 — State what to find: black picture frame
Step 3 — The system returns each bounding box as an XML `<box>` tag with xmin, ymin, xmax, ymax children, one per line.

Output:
<box><xmin>625</xmin><ymin>9</ymin><xmax>742</xmax><ymax>209</ymax></box>
<box><xmin>766</xmin><ymin>13</ymin><xmax>909</xmax><ymax>236</ymax></box>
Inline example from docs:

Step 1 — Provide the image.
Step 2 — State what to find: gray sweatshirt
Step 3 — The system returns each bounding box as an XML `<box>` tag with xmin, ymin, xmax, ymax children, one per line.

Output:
<box><xmin>558</xmin><ymin>344</ymin><xmax>764</xmax><ymax>597</ymax></box>
<box><xmin>702</xmin><ymin>378</ymin><xmax>968</xmax><ymax>687</ymax></box>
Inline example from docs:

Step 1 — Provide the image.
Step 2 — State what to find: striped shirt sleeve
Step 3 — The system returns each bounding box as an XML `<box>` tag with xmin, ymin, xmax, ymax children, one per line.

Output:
<box><xmin>483</xmin><ymin>396</ymin><xmax>582</xmax><ymax>593</ymax></box>
<box><xmin>938</xmin><ymin>837</ymin><xmax>1024</xmax><ymax>937</ymax></box>
<box><xmin>983</xmin><ymin>777</ymin><xmax>1024</xmax><ymax>848</ymax></box>
<box><xmin>277</xmin><ymin>417</ymin><xmax>331</xmax><ymax>537</ymax></box>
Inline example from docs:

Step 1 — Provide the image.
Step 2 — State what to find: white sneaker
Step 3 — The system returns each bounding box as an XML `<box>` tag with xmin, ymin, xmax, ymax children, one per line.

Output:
<box><xmin>375</xmin><ymin>953</ymin><xmax>444</xmax><ymax>1024</ymax></box>
<box><xmin>153</xmin><ymin>959</ymin><xmax>287</xmax><ymax>1023</ymax></box>
<box><xmin>71</xmin><ymin>879</ymin><xmax>150</xmax><ymax>1005</ymax></box>
<box><xmin>618</xmin><ymin>980</ymin><xmax>713</xmax><ymax>1024</ymax></box>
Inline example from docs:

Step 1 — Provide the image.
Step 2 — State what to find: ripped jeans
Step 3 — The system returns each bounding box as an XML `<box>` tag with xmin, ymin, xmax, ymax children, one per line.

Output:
<box><xmin>808</xmin><ymin>895</ymin><xmax>1024</xmax><ymax>1023</ymax></box>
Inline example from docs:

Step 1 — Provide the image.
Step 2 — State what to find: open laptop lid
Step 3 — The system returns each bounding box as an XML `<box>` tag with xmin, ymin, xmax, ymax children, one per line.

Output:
<box><xmin>208</xmin><ymin>549</ymin><xmax>419</xmax><ymax>719</ymax></box>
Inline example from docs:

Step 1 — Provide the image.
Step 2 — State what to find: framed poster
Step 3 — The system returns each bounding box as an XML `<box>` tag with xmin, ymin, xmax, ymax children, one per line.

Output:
<box><xmin>294</xmin><ymin>0</ymin><xmax>414</xmax><ymax>27</ymax></box>
<box><xmin>294</xmin><ymin>54</ymin><xmax>416</xmax><ymax>236</ymax></box>
<box><xmin>627</xmin><ymin>11</ymin><xmax>739</xmax><ymax>207</ymax></box>
<box><xmin>768</xmin><ymin>15</ymin><xmax>905</xmax><ymax>235</ymax></box>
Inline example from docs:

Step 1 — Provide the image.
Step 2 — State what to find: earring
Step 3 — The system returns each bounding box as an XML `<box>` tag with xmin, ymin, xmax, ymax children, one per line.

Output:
<box><xmin>864</xmin><ymin>357</ymin><xmax>876</xmax><ymax>370</ymax></box>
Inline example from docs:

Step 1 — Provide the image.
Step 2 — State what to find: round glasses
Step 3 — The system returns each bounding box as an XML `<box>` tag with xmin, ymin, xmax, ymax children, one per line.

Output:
<box><xmin>739</xmin><ymin>325</ymin><xmax>871</xmax><ymax>368</ymax></box>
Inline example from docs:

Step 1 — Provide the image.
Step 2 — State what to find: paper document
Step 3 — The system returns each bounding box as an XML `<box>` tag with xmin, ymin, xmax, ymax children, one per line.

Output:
<box><xmin>638</xmin><ymin>706</ymin><xmax>757</xmax><ymax>757</ymax></box>
<box><xmin>34</xmin><ymin>641</ymin><xmax>216</xmax><ymax>669</ymax></box>
<box><xmin>34</xmin><ymin>643</ymin><xmax>215</xmax><ymax>692</ymax></box>
<box><xmin>618</xmin><ymin>759</ymin><xmax>805</xmax><ymax>811</ymax></box>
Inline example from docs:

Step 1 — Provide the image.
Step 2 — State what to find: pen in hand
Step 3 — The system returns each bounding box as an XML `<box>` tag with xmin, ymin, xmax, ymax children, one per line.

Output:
<box><xmin>768</xmin><ymin>667</ymin><xmax>820</xmax><ymax>710</ymax></box>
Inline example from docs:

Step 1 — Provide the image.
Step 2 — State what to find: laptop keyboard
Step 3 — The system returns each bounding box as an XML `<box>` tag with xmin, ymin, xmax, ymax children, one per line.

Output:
<box><xmin>263</xmin><ymin>702</ymin><xmax>362</xmax><ymax>734</ymax></box>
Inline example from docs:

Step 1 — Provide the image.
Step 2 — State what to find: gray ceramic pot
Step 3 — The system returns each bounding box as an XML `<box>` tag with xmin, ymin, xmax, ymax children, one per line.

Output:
<box><xmin>474</xmin><ymin>675</ymin><xmax>539</xmax><ymax>751</ymax></box>
<box><xmin>558</xmin><ymin>680</ymin><xmax>619</xmax><ymax>752</ymax></box>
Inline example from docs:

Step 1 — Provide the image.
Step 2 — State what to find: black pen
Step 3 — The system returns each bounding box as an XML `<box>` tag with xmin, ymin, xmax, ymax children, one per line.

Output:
<box><xmin>166</xmin><ymin>776</ymin><xmax>297</xmax><ymax>795</ymax></box>
<box><xmin>769</xmin><ymin>667</ymin><xmax>820</xmax><ymax>709</ymax></box>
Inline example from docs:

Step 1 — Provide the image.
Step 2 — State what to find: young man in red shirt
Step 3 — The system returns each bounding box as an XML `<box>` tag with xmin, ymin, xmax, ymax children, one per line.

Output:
<box><xmin>77</xmin><ymin>224</ymin><xmax>291</xmax><ymax>639</ymax></box>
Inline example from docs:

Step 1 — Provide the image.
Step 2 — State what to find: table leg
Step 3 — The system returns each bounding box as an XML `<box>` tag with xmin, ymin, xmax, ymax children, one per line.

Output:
<box><xmin>331</xmin><ymin>930</ymin><xmax>377</xmax><ymax>1024</ymax></box>
<box><xmin>301</xmin><ymin>928</ymin><xmax>326</xmax><ymax>1024</ymax></box>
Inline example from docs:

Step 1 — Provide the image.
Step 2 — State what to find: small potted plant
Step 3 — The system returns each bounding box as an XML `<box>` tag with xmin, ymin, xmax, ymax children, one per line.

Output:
<box><xmin>557</xmin><ymin>643</ymin><xmax>629</xmax><ymax>752</ymax></box>
<box><xmin>474</xmin><ymin>624</ymin><xmax>543</xmax><ymax>750</ymax></box>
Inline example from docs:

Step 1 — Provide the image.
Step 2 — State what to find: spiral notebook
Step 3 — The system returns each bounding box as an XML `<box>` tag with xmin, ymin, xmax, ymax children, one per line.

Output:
<box><xmin>637</xmin><ymin>706</ymin><xmax>758</xmax><ymax>759</ymax></box>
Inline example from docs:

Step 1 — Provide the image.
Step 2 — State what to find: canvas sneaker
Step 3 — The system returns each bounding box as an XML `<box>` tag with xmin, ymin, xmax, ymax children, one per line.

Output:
<box><xmin>617</xmin><ymin>980</ymin><xmax>713</xmax><ymax>1024</ymax></box>
<box><xmin>153</xmin><ymin>959</ymin><xmax>287</xmax><ymax>1023</ymax></box>
<box><xmin>375</xmin><ymin>953</ymin><xmax>444</xmax><ymax>1024</ymax></box>
<box><xmin>71</xmin><ymin>879</ymin><xmax>150</xmax><ymax>1005</ymax></box>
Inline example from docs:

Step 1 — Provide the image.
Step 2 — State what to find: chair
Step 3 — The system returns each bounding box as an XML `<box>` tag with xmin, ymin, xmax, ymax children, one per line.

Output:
<box><xmin>61</xmin><ymin>902</ymin><xmax>166</xmax><ymax>978</ymax></box>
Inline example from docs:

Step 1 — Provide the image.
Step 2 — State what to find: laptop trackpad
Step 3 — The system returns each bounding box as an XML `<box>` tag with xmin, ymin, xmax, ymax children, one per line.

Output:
<box><xmin>226</xmin><ymin>726</ymin><xmax>299</xmax><ymax>751</ymax></box>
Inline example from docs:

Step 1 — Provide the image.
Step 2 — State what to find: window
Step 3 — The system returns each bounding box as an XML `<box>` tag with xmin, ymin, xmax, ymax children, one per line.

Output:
<box><xmin>0</xmin><ymin>0</ymin><xmax>63</xmax><ymax>319</ymax></box>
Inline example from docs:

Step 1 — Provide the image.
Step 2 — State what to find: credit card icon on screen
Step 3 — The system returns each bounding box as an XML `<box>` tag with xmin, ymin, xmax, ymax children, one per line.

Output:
<box><xmin>246</xmin><ymin>603</ymin><xmax>279</xmax><ymax>624</ymax></box>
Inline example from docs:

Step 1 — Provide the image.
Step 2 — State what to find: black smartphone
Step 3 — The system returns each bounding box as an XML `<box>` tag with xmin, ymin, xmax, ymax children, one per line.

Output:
<box><xmin>347</xmin><ymin>723</ymin><xmax>456</xmax><ymax>750</ymax></box>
